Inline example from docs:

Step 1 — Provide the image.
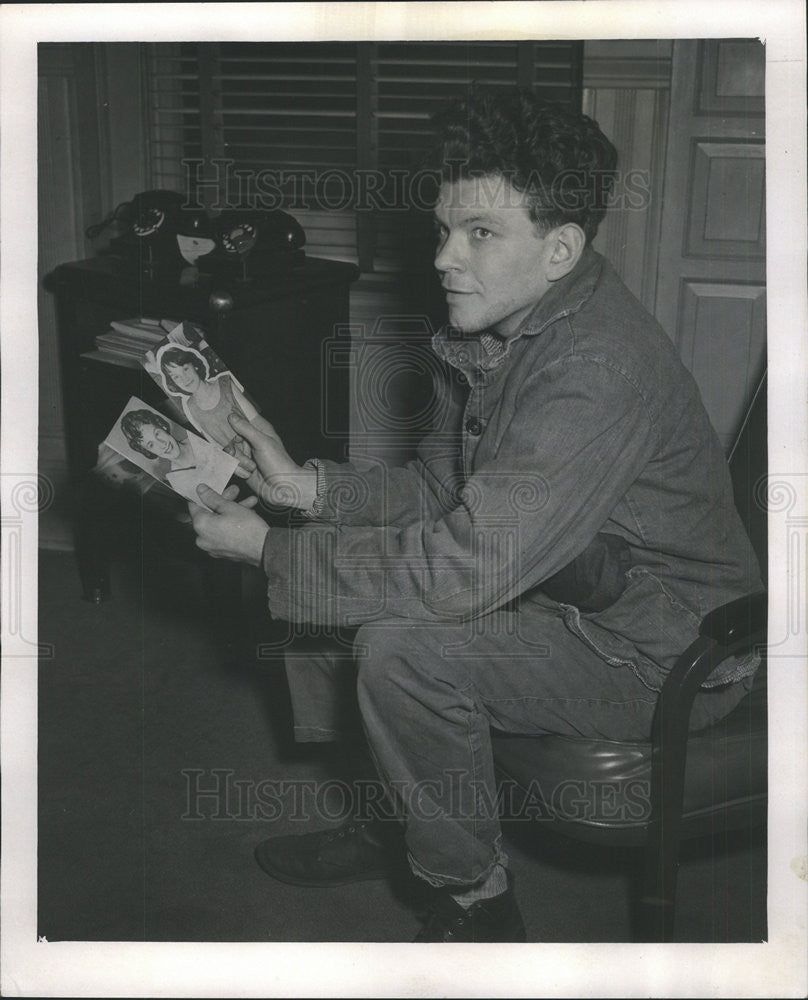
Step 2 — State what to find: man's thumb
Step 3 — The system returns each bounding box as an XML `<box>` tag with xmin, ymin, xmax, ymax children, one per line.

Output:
<box><xmin>228</xmin><ymin>412</ymin><xmax>256</xmax><ymax>439</ymax></box>
<box><xmin>196</xmin><ymin>483</ymin><xmax>230</xmax><ymax>512</ymax></box>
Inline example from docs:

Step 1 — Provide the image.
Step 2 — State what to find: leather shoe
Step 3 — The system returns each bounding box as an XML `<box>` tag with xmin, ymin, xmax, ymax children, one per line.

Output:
<box><xmin>254</xmin><ymin>819</ymin><xmax>400</xmax><ymax>888</ymax></box>
<box><xmin>414</xmin><ymin>884</ymin><xmax>527</xmax><ymax>942</ymax></box>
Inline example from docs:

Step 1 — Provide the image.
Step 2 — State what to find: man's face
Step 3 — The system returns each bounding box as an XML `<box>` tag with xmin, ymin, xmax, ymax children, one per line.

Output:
<box><xmin>433</xmin><ymin>175</ymin><xmax>556</xmax><ymax>339</ymax></box>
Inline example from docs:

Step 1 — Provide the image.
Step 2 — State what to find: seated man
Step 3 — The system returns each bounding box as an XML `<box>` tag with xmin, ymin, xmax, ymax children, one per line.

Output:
<box><xmin>189</xmin><ymin>89</ymin><xmax>762</xmax><ymax>942</ymax></box>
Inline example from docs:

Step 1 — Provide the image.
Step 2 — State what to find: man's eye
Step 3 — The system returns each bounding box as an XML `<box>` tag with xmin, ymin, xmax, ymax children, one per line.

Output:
<box><xmin>471</xmin><ymin>227</ymin><xmax>493</xmax><ymax>240</ymax></box>
<box><xmin>433</xmin><ymin>223</ymin><xmax>448</xmax><ymax>240</ymax></box>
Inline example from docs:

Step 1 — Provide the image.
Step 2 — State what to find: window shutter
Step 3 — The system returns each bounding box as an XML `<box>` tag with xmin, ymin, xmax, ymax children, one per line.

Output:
<box><xmin>145</xmin><ymin>44</ymin><xmax>204</xmax><ymax>193</ymax></box>
<box><xmin>146</xmin><ymin>41</ymin><xmax>361</xmax><ymax>262</ymax></box>
<box><xmin>144</xmin><ymin>41</ymin><xmax>582</xmax><ymax>271</ymax></box>
<box><xmin>375</xmin><ymin>42</ymin><xmax>529</xmax><ymax>171</ymax></box>
<box><xmin>215</xmin><ymin>42</ymin><xmax>359</xmax><ymax>262</ymax></box>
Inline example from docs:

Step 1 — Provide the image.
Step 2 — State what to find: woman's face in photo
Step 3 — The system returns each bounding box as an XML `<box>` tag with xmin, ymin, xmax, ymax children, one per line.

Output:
<box><xmin>140</xmin><ymin>422</ymin><xmax>181</xmax><ymax>460</ymax></box>
<box><xmin>167</xmin><ymin>361</ymin><xmax>203</xmax><ymax>394</ymax></box>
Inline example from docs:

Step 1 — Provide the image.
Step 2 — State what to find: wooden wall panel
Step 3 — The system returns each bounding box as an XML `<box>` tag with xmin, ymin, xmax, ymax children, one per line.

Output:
<box><xmin>655</xmin><ymin>40</ymin><xmax>766</xmax><ymax>450</ymax></box>
<box><xmin>38</xmin><ymin>44</ymin><xmax>107</xmax><ymax>548</ymax></box>
<box><xmin>687</xmin><ymin>141</ymin><xmax>766</xmax><ymax>257</ymax></box>
<box><xmin>678</xmin><ymin>281</ymin><xmax>767</xmax><ymax>449</ymax></box>
<box><xmin>584</xmin><ymin>88</ymin><xmax>666</xmax><ymax>306</ymax></box>
<box><xmin>697</xmin><ymin>39</ymin><xmax>765</xmax><ymax>116</ymax></box>
<box><xmin>38</xmin><ymin>64</ymin><xmax>80</xmax><ymax>548</ymax></box>
<box><xmin>583</xmin><ymin>41</ymin><xmax>672</xmax><ymax>312</ymax></box>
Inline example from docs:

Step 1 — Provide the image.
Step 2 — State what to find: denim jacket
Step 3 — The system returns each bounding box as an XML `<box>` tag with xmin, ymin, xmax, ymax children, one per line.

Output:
<box><xmin>263</xmin><ymin>247</ymin><xmax>762</xmax><ymax>690</ymax></box>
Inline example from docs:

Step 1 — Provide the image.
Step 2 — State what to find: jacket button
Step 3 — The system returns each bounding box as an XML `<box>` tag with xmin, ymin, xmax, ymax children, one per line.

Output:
<box><xmin>465</xmin><ymin>418</ymin><xmax>482</xmax><ymax>435</ymax></box>
<box><xmin>457</xmin><ymin>372</ymin><xmax>467</xmax><ymax>385</ymax></box>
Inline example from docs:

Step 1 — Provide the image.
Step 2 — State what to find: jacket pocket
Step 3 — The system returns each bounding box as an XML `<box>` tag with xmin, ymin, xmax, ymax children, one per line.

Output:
<box><xmin>561</xmin><ymin>567</ymin><xmax>702</xmax><ymax>691</ymax></box>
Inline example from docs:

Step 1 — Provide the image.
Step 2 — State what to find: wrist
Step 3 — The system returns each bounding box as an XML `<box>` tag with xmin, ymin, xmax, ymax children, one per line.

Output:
<box><xmin>248</xmin><ymin>523</ymin><xmax>271</xmax><ymax>567</ymax></box>
<box><xmin>262</xmin><ymin>466</ymin><xmax>318</xmax><ymax>510</ymax></box>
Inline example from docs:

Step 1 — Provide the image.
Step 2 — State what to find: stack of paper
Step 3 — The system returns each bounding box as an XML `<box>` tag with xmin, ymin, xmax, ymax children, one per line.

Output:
<box><xmin>94</xmin><ymin>317</ymin><xmax>179</xmax><ymax>361</ymax></box>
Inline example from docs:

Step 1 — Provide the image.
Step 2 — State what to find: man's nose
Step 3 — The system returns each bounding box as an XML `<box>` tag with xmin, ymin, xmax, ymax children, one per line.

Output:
<box><xmin>434</xmin><ymin>233</ymin><xmax>463</xmax><ymax>273</ymax></box>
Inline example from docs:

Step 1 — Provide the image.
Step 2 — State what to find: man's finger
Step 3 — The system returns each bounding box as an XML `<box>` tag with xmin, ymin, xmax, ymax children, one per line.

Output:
<box><xmin>239</xmin><ymin>495</ymin><xmax>259</xmax><ymax>509</ymax></box>
<box><xmin>249</xmin><ymin>413</ymin><xmax>278</xmax><ymax>437</ymax></box>
<box><xmin>229</xmin><ymin>411</ymin><xmax>277</xmax><ymax>441</ymax></box>
<box><xmin>222</xmin><ymin>484</ymin><xmax>241</xmax><ymax>501</ymax></box>
<box><xmin>228</xmin><ymin>412</ymin><xmax>256</xmax><ymax>436</ymax></box>
<box><xmin>196</xmin><ymin>483</ymin><xmax>234</xmax><ymax>513</ymax></box>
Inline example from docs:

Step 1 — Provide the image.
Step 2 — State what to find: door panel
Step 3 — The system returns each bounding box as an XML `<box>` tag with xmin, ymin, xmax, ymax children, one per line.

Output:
<box><xmin>688</xmin><ymin>141</ymin><xmax>765</xmax><ymax>256</ymax></box>
<box><xmin>655</xmin><ymin>40</ymin><xmax>766</xmax><ymax>451</ymax></box>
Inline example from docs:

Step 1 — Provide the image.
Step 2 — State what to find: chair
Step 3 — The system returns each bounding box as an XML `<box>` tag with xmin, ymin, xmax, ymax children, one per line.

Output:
<box><xmin>492</xmin><ymin>371</ymin><xmax>768</xmax><ymax>942</ymax></box>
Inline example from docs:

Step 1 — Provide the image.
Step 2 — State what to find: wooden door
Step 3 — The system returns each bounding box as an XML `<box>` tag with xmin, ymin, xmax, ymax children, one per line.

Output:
<box><xmin>655</xmin><ymin>39</ymin><xmax>766</xmax><ymax>451</ymax></box>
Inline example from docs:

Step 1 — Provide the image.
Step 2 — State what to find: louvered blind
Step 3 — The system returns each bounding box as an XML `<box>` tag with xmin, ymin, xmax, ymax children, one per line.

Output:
<box><xmin>147</xmin><ymin>44</ymin><xmax>204</xmax><ymax>192</ymax></box>
<box><xmin>144</xmin><ymin>41</ymin><xmax>582</xmax><ymax>271</ymax></box>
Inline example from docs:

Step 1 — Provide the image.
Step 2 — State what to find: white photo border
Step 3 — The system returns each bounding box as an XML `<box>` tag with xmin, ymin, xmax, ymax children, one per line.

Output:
<box><xmin>2</xmin><ymin>2</ymin><xmax>806</xmax><ymax>997</ymax></box>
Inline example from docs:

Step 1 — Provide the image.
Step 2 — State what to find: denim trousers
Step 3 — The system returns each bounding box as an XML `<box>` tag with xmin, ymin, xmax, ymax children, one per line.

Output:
<box><xmin>284</xmin><ymin>603</ymin><xmax>752</xmax><ymax>890</ymax></box>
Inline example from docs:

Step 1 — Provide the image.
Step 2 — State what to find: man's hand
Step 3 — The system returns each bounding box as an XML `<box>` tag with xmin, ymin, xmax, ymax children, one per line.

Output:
<box><xmin>229</xmin><ymin>413</ymin><xmax>317</xmax><ymax>510</ymax></box>
<box><xmin>189</xmin><ymin>483</ymin><xmax>269</xmax><ymax>567</ymax></box>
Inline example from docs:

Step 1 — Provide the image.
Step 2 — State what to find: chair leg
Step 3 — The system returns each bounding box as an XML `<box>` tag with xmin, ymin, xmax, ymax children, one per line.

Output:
<box><xmin>636</xmin><ymin>634</ymin><xmax>725</xmax><ymax>941</ymax></box>
<box><xmin>636</xmin><ymin>692</ymin><xmax>694</xmax><ymax>941</ymax></box>
<box><xmin>638</xmin><ymin>740</ymin><xmax>685</xmax><ymax>941</ymax></box>
<box><xmin>637</xmin><ymin>833</ymin><xmax>678</xmax><ymax>941</ymax></box>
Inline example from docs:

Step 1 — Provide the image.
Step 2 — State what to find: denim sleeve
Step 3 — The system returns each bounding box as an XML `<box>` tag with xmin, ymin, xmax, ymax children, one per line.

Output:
<box><xmin>263</xmin><ymin>358</ymin><xmax>656</xmax><ymax>626</ymax></box>
<box><xmin>298</xmin><ymin>450</ymin><xmax>457</xmax><ymax>528</ymax></box>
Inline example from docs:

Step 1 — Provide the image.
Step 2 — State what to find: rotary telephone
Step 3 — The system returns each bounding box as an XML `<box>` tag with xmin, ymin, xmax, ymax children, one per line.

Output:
<box><xmin>92</xmin><ymin>190</ymin><xmax>306</xmax><ymax>277</ymax></box>
<box><xmin>102</xmin><ymin>190</ymin><xmax>186</xmax><ymax>269</ymax></box>
<box><xmin>195</xmin><ymin>208</ymin><xmax>306</xmax><ymax>277</ymax></box>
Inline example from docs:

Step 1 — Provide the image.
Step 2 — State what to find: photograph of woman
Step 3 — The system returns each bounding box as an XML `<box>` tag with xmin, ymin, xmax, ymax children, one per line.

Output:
<box><xmin>104</xmin><ymin>397</ymin><xmax>240</xmax><ymax>507</ymax></box>
<box><xmin>145</xmin><ymin>342</ymin><xmax>258</xmax><ymax>460</ymax></box>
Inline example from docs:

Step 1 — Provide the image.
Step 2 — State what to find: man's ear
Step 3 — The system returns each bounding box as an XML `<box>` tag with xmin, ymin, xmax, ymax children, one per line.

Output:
<box><xmin>547</xmin><ymin>223</ymin><xmax>586</xmax><ymax>280</ymax></box>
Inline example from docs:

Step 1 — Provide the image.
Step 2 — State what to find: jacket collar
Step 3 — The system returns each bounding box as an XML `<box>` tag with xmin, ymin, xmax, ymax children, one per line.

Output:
<box><xmin>519</xmin><ymin>243</ymin><xmax>603</xmax><ymax>339</ymax></box>
<box><xmin>433</xmin><ymin>245</ymin><xmax>604</xmax><ymax>374</ymax></box>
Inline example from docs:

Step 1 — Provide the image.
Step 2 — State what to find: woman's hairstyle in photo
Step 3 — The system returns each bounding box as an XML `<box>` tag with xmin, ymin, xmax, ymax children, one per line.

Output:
<box><xmin>120</xmin><ymin>409</ymin><xmax>172</xmax><ymax>459</ymax></box>
<box><xmin>429</xmin><ymin>87</ymin><xmax>618</xmax><ymax>243</ymax></box>
<box><xmin>159</xmin><ymin>346</ymin><xmax>210</xmax><ymax>395</ymax></box>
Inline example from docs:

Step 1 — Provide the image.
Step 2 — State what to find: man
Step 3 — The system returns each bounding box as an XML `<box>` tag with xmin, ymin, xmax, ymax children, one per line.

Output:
<box><xmin>189</xmin><ymin>89</ymin><xmax>762</xmax><ymax>942</ymax></box>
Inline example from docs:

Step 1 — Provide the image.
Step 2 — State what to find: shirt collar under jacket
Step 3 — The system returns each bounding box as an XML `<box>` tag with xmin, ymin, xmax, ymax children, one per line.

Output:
<box><xmin>432</xmin><ymin>244</ymin><xmax>603</xmax><ymax>378</ymax></box>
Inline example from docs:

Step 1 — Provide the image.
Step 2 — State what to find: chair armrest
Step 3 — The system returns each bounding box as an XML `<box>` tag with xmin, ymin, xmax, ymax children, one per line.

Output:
<box><xmin>700</xmin><ymin>591</ymin><xmax>767</xmax><ymax>645</ymax></box>
<box><xmin>641</xmin><ymin>590</ymin><xmax>767</xmax><ymax>939</ymax></box>
<box><xmin>657</xmin><ymin>590</ymin><xmax>767</xmax><ymax>736</ymax></box>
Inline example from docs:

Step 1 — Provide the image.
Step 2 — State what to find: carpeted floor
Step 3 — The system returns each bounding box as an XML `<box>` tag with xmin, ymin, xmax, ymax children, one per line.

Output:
<box><xmin>37</xmin><ymin>525</ymin><xmax>766</xmax><ymax>944</ymax></box>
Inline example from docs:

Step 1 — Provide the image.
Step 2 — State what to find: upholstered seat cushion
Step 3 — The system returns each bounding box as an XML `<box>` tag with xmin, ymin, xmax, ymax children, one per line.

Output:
<box><xmin>492</xmin><ymin>665</ymin><xmax>767</xmax><ymax>846</ymax></box>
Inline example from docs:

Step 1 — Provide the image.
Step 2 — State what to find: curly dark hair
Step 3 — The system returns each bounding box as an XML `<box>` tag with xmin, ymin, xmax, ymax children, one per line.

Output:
<box><xmin>160</xmin><ymin>347</ymin><xmax>209</xmax><ymax>395</ymax></box>
<box><xmin>120</xmin><ymin>409</ymin><xmax>172</xmax><ymax>459</ymax></box>
<box><xmin>429</xmin><ymin>88</ymin><xmax>618</xmax><ymax>242</ymax></box>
